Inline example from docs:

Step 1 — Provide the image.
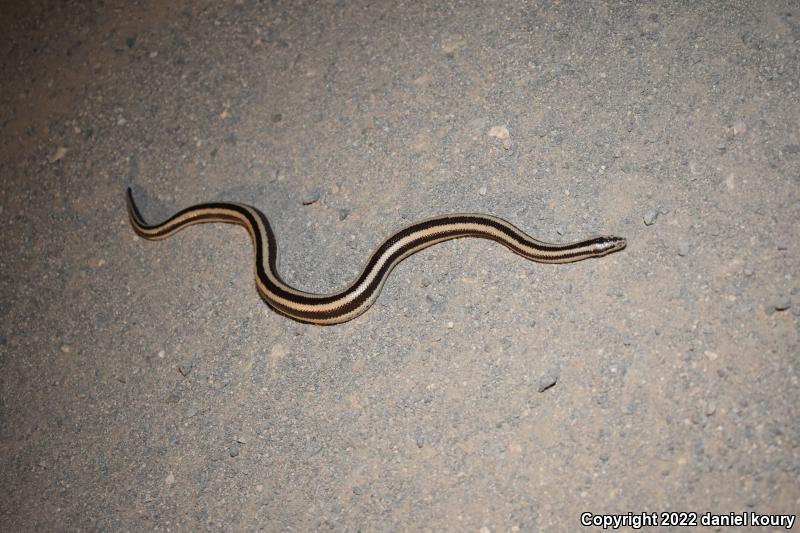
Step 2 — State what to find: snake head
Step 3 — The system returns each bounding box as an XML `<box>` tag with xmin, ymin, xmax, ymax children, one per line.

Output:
<box><xmin>593</xmin><ymin>236</ymin><xmax>627</xmax><ymax>256</ymax></box>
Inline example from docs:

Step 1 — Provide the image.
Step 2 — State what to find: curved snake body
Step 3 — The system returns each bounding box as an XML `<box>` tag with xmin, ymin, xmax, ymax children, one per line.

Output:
<box><xmin>127</xmin><ymin>188</ymin><xmax>626</xmax><ymax>324</ymax></box>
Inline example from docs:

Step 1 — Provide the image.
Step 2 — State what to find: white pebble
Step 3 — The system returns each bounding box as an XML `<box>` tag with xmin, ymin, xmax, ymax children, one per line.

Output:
<box><xmin>49</xmin><ymin>146</ymin><xmax>67</xmax><ymax>162</ymax></box>
<box><xmin>488</xmin><ymin>125</ymin><xmax>510</xmax><ymax>140</ymax></box>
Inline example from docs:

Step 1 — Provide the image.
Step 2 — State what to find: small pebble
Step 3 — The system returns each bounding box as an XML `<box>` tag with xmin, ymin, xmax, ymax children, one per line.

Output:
<box><xmin>479</xmin><ymin>185</ymin><xmax>487</xmax><ymax>196</ymax></box>
<box><xmin>537</xmin><ymin>368</ymin><xmax>559</xmax><ymax>392</ymax></box>
<box><xmin>49</xmin><ymin>146</ymin><xmax>67</xmax><ymax>163</ymax></box>
<box><xmin>229</xmin><ymin>445</ymin><xmax>240</xmax><ymax>458</ymax></box>
<box><xmin>271</xmin><ymin>113</ymin><xmax>283</xmax><ymax>122</ymax></box>
<box><xmin>705</xmin><ymin>401</ymin><xmax>716</xmax><ymax>416</ymax></box>
<box><xmin>743</xmin><ymin>265</ymin><xmax>754</xmax><ymax>277</ymax></box>
<box><xmin>158</xmin><ymin>350</ymin><xmax>166</xmax><ymax>358</ymax></box>
<box><xmin>643</xmin><ymin>210</ymin><xmax>658</xmax><ymax>226</ymax></box>
<box><xmin>772</xmin><ymin>296</ymin><xmax>791</xmax><ymax>312</ymax></box>
<box><xmin>301</xmin><ymin>189</ymin><xmax>321</xmax><ymax>205</ymax></box>
<box><xmin>781</xmin><ymin>144</ymin><xmax>800</xmax><ymax>154</ymax></box>
<box><xmin>165</xmin><ymin>473</ymin><xmax>175</xmax><ymax>486</ymax></box>
<box><xmin>677</xmin><ymin>241</ymin><xmax>690</xmax><ymax>256</ymax></box>
<box><xmin>488</xmin><ymin>125</ymin><xmax>510</xmax><ymax>140</ymax></box>
<box><xmin>338</xmin><ymin>208</ymin><xmax>349</xmax><ymax>221</ymax></box>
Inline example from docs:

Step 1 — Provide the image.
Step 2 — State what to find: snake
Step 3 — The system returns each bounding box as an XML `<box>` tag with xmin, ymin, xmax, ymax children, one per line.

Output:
<box><xmin>126</xmin><ymin>188</ymin><xmax>626</xmax><ymax>324</ymax></box>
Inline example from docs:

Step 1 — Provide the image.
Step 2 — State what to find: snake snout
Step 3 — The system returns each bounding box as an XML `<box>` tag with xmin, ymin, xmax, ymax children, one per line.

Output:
<box><xmin>596</xmin><ymin>236</ymin><xmax>627</xmax><ymax>255</ymax></box>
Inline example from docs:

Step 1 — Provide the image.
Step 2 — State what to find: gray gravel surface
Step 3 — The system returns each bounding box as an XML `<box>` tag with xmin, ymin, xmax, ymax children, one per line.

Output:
<box><xmin>1</xmin><ymin>1</ymin><xmax>799</xmax><ymax>531</ymax></box>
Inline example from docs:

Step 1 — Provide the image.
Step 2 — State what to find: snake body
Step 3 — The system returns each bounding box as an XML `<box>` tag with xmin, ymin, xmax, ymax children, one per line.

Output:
<box><xmin>126</xmin><ymin>188</ymin><xmax>626</xmax><ymax>324</ymax></box>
